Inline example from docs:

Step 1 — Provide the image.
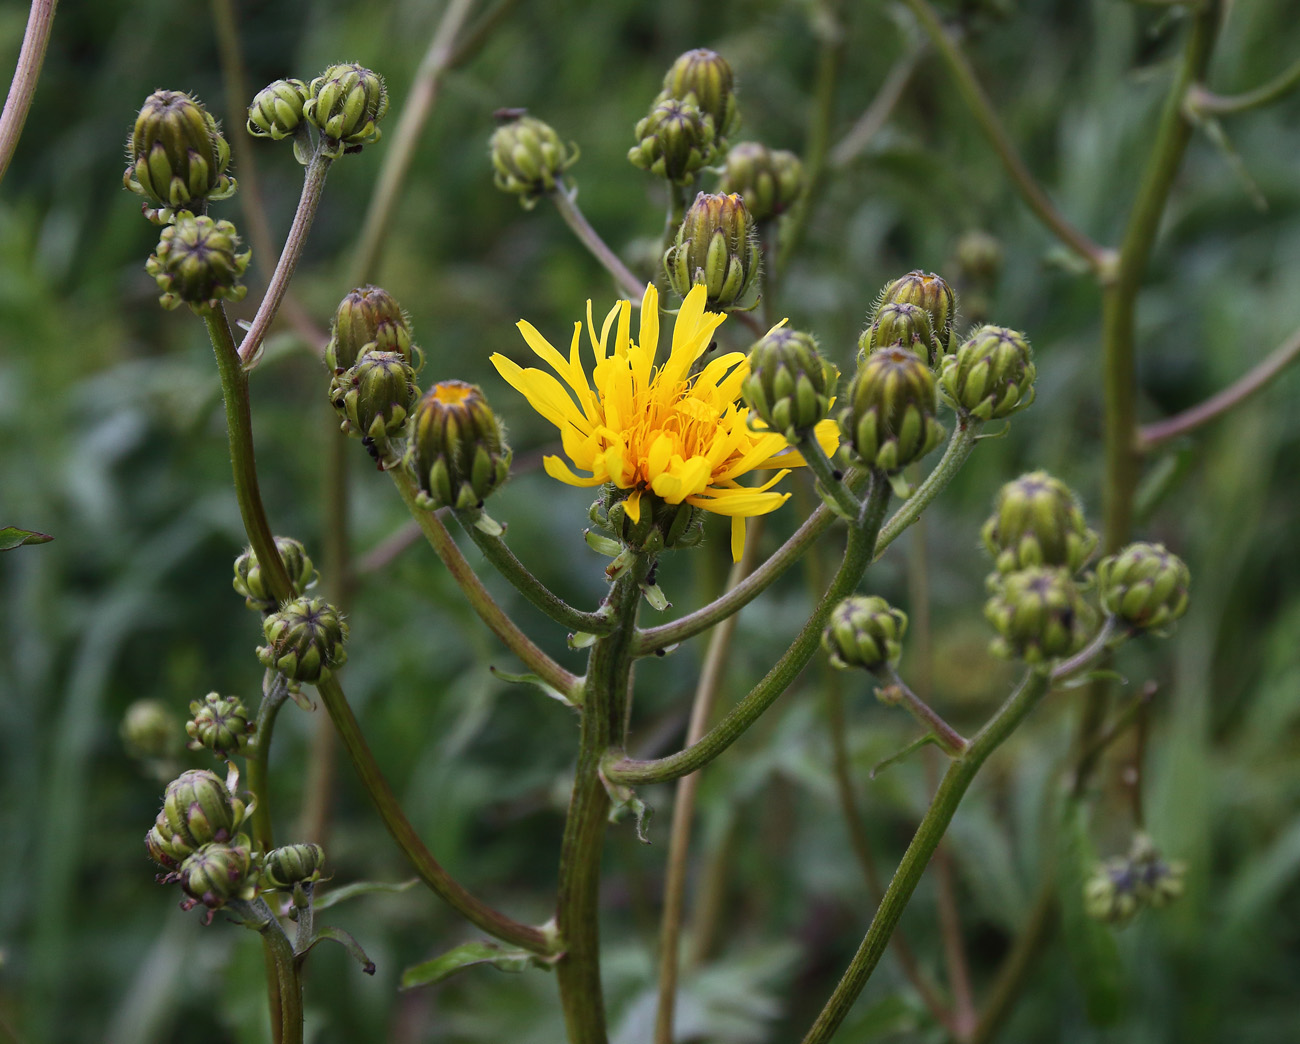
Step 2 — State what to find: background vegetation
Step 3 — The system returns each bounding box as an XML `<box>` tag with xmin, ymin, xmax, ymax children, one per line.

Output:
<box><xmin>2</xmin><ymin>0</ymin><xmax>1299</xmax><ymax>1041</ymax></box>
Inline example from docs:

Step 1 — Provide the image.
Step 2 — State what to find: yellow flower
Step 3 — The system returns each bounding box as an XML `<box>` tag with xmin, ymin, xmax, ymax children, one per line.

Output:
<box><xmin>490</xmin><ymin>283</ymin><xmax>837</xmax><ymax>561</ymax></box>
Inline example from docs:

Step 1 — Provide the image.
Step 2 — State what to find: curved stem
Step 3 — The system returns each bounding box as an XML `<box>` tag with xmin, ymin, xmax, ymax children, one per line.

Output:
<box><xmin>231</xmin><ymin>899</ymin><xmax>303</xmax><ymax>1044</ymax></box>
<box><xmin>0</xmin><ymin>0</ymin><xmax>57</xmax><ymax>184</ymax></box>
<box><xmin>555</xmin><ymin>560</ymin><xmax>648</xmax><ymax>1044</ymax></box>
<box><xmin>878</xmin><ymin>667</ymin><xmax>969</xmax><ymax>756</ymax></box>
<box><xmin>799</xmin><ymin>434</ymin><xmax>862</xmax><ymax>520</ymax></box>
<box><xmin>605</xmin><ymin>476</ymin><xmax>890</xmax><ymax>786</ymax></box>
<box><xmin>829</xmin><ymin>42</ymin><xmax>922</xmax><ymax>170</ymax></box>
<box><xmin>875</xmin><ymin>419</ymin><xmax>980</xmax><ymax>558</ymax></box>
<box><xmin>551</xmin><ymin>186</ymin><xmax>645</xmax><ymax>302</ymax></box>
<box><xmin>247</xmin><ymin>671</ymin><xmax>290</xmax><ymax>851</ymax></box>
<box><xmin>1187</xmin><ymin>55</ymin><xmax>1300</xmax><ymax>116</ymax></box>
<box><xmin>1137</xmin><ymin>321</ymin><xmax>1300</xmax><ymax>450</ymax></box>
<box><xmin>900</xmin><ymin>0</ymin><xmax>1112</xmax><ymax>275</ymax></box>
<box><xmin>237</xmin><ymin>150</ymin><xmax>332</xmax><ymax>366</ymax></box>
<box><xmin>387</xmin><ymin>471</ymin><xmax>578</xmax><ymax>696</ymax></box>
<box><xmin>454</xmin><ymin>511</ymin><xmax>616</xmax><ymax>635</ymax></box>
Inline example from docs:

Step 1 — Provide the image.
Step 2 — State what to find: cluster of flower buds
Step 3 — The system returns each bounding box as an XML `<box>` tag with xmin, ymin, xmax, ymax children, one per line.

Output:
<box><xmin>123</xmin><ymin>90</ymin><xmax>236</xmax><ymax>224</ymax></box>
<box><xmin>741</xmin><ymin>328</ymin><xmax>836</xmax><ymax>444</ymax></box>
<box><xmin>145</xmin><ymin>769</ymin><xmax>250</xmax><ymax>875</ymax></box>
<box><xmin>862</xmin><ymin>270</ymin><xmax>956</xmax><ymax>366</ymax></box>
<box><xmin>232</xmin><ymin>536</ymin><xmax>318</xmax><ymax>611</ymax></box>
<box><xmin>983</xmin><ymin>472</ymin><xmax>1098</xmax><ymax>576</ymax></box>
<box><xmin>257</xmin><ymin>596</ymin><xmax>349</xmax><ymax>683</ymax></box>
<box><xmin>1097</xmin><ymin>542</ymin><xmax>1190</xmax><ymax>633</ymax></box>
<box><xmin>822</xmin><ymin>595</ymin><xmax>908</xmax><ymax>673</ymax></box>
<box><xmin>984</xmin><ymin>566</ymin><xmax>1095</xmax><ymax>663</ymax></box>
<box><xmin>247</xmin><ymin>79</ymin><xmax>309</xmax><ymax>141</ymax></box>
<box><xmin>406</xmin><ymin>381</ymin><xmax>512</xmax><ymax>513</ymax></box>
<box><xmin>146</xmin><ymin>214</ymin><xmax>250</xmax><ymax>312</ymax></box>
<box><xmin>630</xmin><ymin>48</ymin><xmax>738</xmax><ymax>184</ymax></box>
<box><xmin>489</xmin><ymin>111</ymin><xmax>578</xmax><ymax>208</ymax></box>
<box><xmin>303</xmin><ymin>63</ymin><xmax>388</xmax><ymax>156</ymax></box>
<box><xmin>664</xmin><ymin>192</ymin><xmax>760</xmax><ymax>310</ymax></box>
<box><xmin>939</xmin><ymin>325</ymin><xmax>1036</xmax><ymax>422</ymax></box>
<box><xmin>717</xmin><ymin>142</ymin><xmax>804</xmax><ymax>223</ymax></box>
<box><xmin>1085</xmin><ymin>833</ymin><xmax>1186</xmax><ymax>926</ymax></box>
<box><xmin>327</xmin><ymin>285</ymin><xmax>416</xmax><ymax>370</ymax></box>
<box><xmin>186</xmin><ymin>692</ymin><xmax>255</xmax><ymax>757</ymax></box>
<box><xmin>178</xmin><ymin>835</ymin><xmax>257</xmax><ymax>911</ymax></box>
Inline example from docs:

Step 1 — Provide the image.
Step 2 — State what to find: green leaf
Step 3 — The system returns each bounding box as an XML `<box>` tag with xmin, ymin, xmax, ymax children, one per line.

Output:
<box><xmin>400</xmin><ymin>941</ymin><xmax>549</xmax><ymax>991</ymax></box>
<box><xmin>313</xmin><ymin>877</ymin><xmax>419</xmax><ymax>912</ymax></box>
<box><xmin>490</xmin><ymin>665</ymin><xmax>580</xmax><ymax>709</ymax></box>
<box><xmin>1057</xmin><ymin>797</ymin><xmax>1125</xmax><ymax>1025</ymax></box>
<box><xmin>0</xmin><ymin>526</ymin><xmax>52</xmax><ymax>550</ymax></box>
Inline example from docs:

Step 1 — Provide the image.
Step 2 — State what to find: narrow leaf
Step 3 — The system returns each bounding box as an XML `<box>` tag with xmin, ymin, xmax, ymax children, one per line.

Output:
<box><xmin>314</xmin><ymin>877</ymin><xmax>419</xmax><ymax>912</ymax></box>
<box><xmin>0</xmin><ymin>526</ymin><xmax>52</xmax><ymax>550</ymax></box>
<box><xmin>490</xmin><ymin>665</ymin><xmax>579</xmax><ymax>709</ymax></box>
<box><xmin>302</xmin><ymin>926</ymin><xmax>375</xmax><ymax>975</ymax></box>
<box><xmin>400</xmin><ymin>941</ymin><xmax>547</xmax><ymax>991</ymax></box>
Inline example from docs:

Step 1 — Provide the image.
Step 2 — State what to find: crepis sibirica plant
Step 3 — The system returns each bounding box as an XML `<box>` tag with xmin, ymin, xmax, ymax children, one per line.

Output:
<box><xmin>122</xmin><ymin>40</ymin><xmax>1197</xmax><ymax>1044</ymax></box>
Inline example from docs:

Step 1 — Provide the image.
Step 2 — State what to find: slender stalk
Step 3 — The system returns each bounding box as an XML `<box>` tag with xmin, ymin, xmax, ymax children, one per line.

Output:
<box><xmin>900</xmin><ymin>0</ymin><xmax>1112</xmax><ymax>275</ymax></box>
<box><xmin>551</xmin><ymin>187</ymin><xmax>645</xmax><ymax>301</ymax></box>
<box><xmin>933</xmin><ymin>833</ymin><xmax>975</xmax><ymax>1040</ymax></box>
<box><xmin>1187</xmin><ymin>55</ymin><xmax>1300</xmax><ymax>116</ymax></box>
<box><xmin>799</xmin><ymin>434</ymin><xmax>862</xmax><ymax>520</ymax></box>
<box><xmin>0</xmin><ymin>0</ymin><xmax>57</xmax><ymax>184</ymax></box>
<box><xmin>555</xmin><ymin>560</ymin><xmax>649</xmax><ymax>1044</ymax></box>
<box><xmin>1137</xmin><ymin>322</ymin><xmax>1300</xmax><ymax>450</ymax></box>
<box><xmin>605</xmin><ymin>476</ymin><xmax>890</xmax><ymax>786</ymax></box>
<box><xmin>388</xmin><ymin>471</ymin><xmax>579</xmax><ymax>697</ymax></box>
<box><xmin>247</xmin><ymin>672</ymin><xmax>290</xmax><ymax>851</ymax></box>
<box><xmin>231</xmin><ymin>899</ymin><xmax>303</xmax><ymax>1044</ymax></box>
<box><xmin>878</xmin><ymin>668</ymin><xmax>969</xmax><ymax>756</ymax></box>
<box><xmin>875</xmin><ymin>419</ymin><xmax>979</xmax><ymax>558</ymax></box>
<box><xmin>348</xmin><ymin>0</ymin><xmax>477</xmax><ymax>286</ymax></box>
<box><xmin>968</xmin><ymin>875</ymin><xmax>1056</xmax><ymax>1044</ymax></box>
<box><xmin>454</xmin><ymin>511</ymin><xmax>617</xmax><ymax>634</ymax></box>
<box><xmin>829</xmin><ymin>44</ymin><xmax>922</xmax><ymax>170</ymax></box>
<box><xmin>653</xmin><ymin>537</ymin><xmax>760</xmax><ymax>1044</ymax></box>
<box><xmin>237</xmin><ymin>150</ymin><xmax>332</xmax><ymax>366</ymax></box>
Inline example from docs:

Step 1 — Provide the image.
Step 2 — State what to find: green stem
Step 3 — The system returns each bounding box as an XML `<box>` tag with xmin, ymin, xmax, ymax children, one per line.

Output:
<box><xmin>555</xmin><ymin>560</ymin><xmax>649</xmax><ymax>1044</ymax></box>
<box><xmin>605</xmin><ymin>475</ymin><xmax>890</xmax><ymax>786</ymax></box>
<box><xmin>828</xmin><ymin>42</ymin><xmax>922</xmax><ymax>170</ymax></box>
<box><xmin>1187</xmin><ymin>54</ymin><xmax>1300</xmax><ymax>116</ymax></box>
<box><xmin>454</xmin><ymin>510</ymin><xmax>617</xmax><ymax>635</ymax></box>
<box><xmin>799</xmin><ymin>434</ymin><xmax>862</xmax><ymax>520</ymax></box>
<box><xmin>550</xmin><ymin>186</ymin><xmax>645</xmax><ymax>301</ymax></box>
<box><xmin>388</xmin><ymin>471</ymin><xmax>578</xmax><ymax>696</ymax></box>
<box><xmin>247</xmin><ymin>671</ymin><xmax>290</xmax><ymax>851</ymax></box>
<box><xmin>313</xmin><ymin>673</ymin><xmax>555</xmax><ymax>953</ymax></box>
<box><xmin>0</xmin><ymin>0</ymin><xmax>57</xmax><ymax>184</ymax></box>
<box><xmin>232</xmin><ymin>898</ymin><xmax>303</xmax><ymax>1044</ymax></box>
<box><xmin>875</xmin><ymin>419</ymin><xmax>980</xmax><ymax>557</ymax></box>
<box><xmin>878</xmin><ymin>667</ymin><xmax>969</xmax><ymax>757</ymax></box>
<box><xmin>238</xmin><ymin>150</ymin><xmax>332</xmax><ymax>367</ymax></box>
<box><xmin>900</xmin><ymin>0</ymin><xmax>1112</xmax><ymax>275</ymax></box>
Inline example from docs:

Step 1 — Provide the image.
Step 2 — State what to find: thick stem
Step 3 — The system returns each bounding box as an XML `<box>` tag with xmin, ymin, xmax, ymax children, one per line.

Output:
<box><xmin>606</xmin><ymin>476</ymin><xmax>890</xmax><ymax>785</ymax></box>
<box><xmin>247</xmin><ymin>671</ymin><xmax>291</xmax><ymax>851</ymax></box>
<box><xmin>0</xmin><ymin>0</ymin><xmax>57</xmax><ymax>184</ymax></box>
<box><xmin>550</xmin><ymin>187</ymin><xmax>645</xmax><ymax>301</ymax></box>
<box><xmin>555</xmin><ymin>562</ymin><xmax>648</xmax><ymax>1044</ymax></box>
<box><xmin>237</xmin><ymin>150</ymin><xmax>332</xmax><ymax>366</ymax></box>
<box><xmin>232</xmin><ymin>899</ymin><xmax>303</xmax><ymax>1044</ymax></box>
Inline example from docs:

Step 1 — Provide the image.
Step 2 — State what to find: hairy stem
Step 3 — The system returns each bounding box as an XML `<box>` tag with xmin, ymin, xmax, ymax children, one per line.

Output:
<box><xmin>232</xmin><ymin>899</ymin><xmax>303</xmax><ymax>1044</ymax></box>
<box><xmin>875</xmin><ymin>419</ymin><xmax>980</xmax><ymax>557</ymax></box>
<box><xmin>0</xmin><ymin>0</ymin><xmax>57</xmax><ymax>184</ymax></box>
<box><xmin>247</xmin><ymin>671</ymin><xmax>291</xmax><ymax>851</ymax></box>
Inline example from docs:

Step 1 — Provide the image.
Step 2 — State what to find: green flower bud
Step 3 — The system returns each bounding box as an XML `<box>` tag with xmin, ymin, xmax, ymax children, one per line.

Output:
<box><xmin>716</xmin><ymin>141</ymin><xmax>803</xmax><ymax>222</ymax></box>
<box><xmin>1129</xmin><ymin>833</ymin><xmax>1186</xmax><ymax>909</ymax></box>
<box><xmin>1097</xmin><ymin>542</ymin><xmax>1190</xmax><ymax>632</ymax></box>
<box><xmin>1084</xmin><ymin>857</ymin><xmax>1142</xmax><ymax>926</ymax></box>
<box><xmin>406</xmin><ymin>381</ymin><xmax>512</xmax><ymax>511</ymax></box>
<box><xmin>741</xmin><ymin>327</ymin><xmax>836</xmax><ymax>443</ymax></box>
<box><xmin>326</xmin><ymin>284</ymin><xmax>414</xmax><ymax>372</ymax></box>
<box><xmin>664</xmin><ymin>191</ymin><xmax>760</xmax><ymax>309</ymax></box>
<box><xmin>247</xmin><ymin>78</ymin><xmax>308</xmax><ymax>140</ymax></box>
<box><xmin>981</xmin><ymin>471</ymin><xmax>1098</xmax><ymax>575</ymax></box>
<box><xmin>628</xmin><ymin>96</ymin><xmax>718</xmax><ymax>186</ymax></box>
<box><xmin>186</xmin><ymin>692</ymin><xmax>255</xmax><ymax>757</ymax></box>
<box><xmin>592</xmin><ymin>487</ymin><xmax>703</xmax><ymax>556</ymax></box>
<box><xmin>179</xmin><ymin>837</ymin><xmax>255</xmax><ymax>910</ymax></box>
<box><xmin>662</xmin><ymin>48</ymin><xmax>740</xmax><ymax>140</ymax></box>
<box><xmin>984</xmin><ymin>567</ymin><xmax>1094</xmax><ymax>663</ymax></box>
<box><xmin>954</xmin><ymin>229</ymin><xmax>1003</xmax><ymax>285</ymax></box>
<box><xmin>123</xmin><ymin>90</ymin><xmax>236</xmax><ymax>223</ymax></box>
<box><xmin>874</xmin><ymin>270</ymin><xmax>957</xmax><ymax>363</ymax></box>
<box><xmin>860</xmin><ymin>302</ymin><xmax>936</xmax><ymax>362</ymax></box>
<box><xmin>822</xmin><ymin>595</ymin><xmax>908</xmax><ymax>673</ymax></box>
<box><xmin>840</xmin><ymin>346</ymin><xmax>945</xmax><ymax>472</ymax></box>
<box><xmin>257</xmin><ymin>597</ymin><xmax>349</xmax><ymax>683</ymax></box>
<box><xmin>330</xmin><ymin>349</ymin><xmax>419</xmax><ymax>456</ymax></box>
<box><xmin>145</xmin><ymin>213</ymin><xmax>249</xmax><ymax>312</ymax></box>
<box><xmin>147</xmin><ymin>768</ymin><xmax>249</xmax><ymax>870</ymax></box>
<box><xmin>232</xmin><ymin>536</ymin><xmax>318</xmax><ymax>611</ymax></box>
<box><xmin>262</xmin><ymin>843</ymin><xmax>326</xmax><ymax>890</ymax></box>
<box><xmin>489</xmin><ymin>111</ymin><xmax>577</xmax><ymax>208</ymax></box>
<box><xmin>121</xmin><ymin>699</ymin><xmax>183</xmax><ymax>762</ymax></box>
<box><xmin>303</xmin><ymin>63</ymin><xmax>388</xmax><ymax>155</ymax></box>
<box><xmin>939</xmin><ymin>325</ymin><xmax>1036</xmax><ymax>421</ymax></box>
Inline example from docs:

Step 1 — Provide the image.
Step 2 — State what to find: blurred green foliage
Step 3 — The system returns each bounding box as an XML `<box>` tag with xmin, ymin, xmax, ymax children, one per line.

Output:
<box><xmin>3</xmin><ymin>0</ymin><xmax>1300</xmax><ymax>1041</ymax></box>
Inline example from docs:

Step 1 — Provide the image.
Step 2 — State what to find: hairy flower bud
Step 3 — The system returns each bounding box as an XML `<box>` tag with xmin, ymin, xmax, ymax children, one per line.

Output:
<box><xmin>860</xmin><ymin>302</ymin><xmax>936</xmax><ymax>362</ymax></box>
<box><xmin>121</xmin><ymin>699</ymin><xmax>183</xmax><ymax>762</ymax></box>
<box><xmin>186</xmin><ymin>692</ymin><xmax>255</xmax><ymax>757</ymax></box>
<box><xmin>304</xmin><ymin>63</ymin><xmax>388</xmax><ymax>155</ymax></box>
<box><xmin>1097</xmin><ymin>542</ymin><xmax>1190</xmax><ymax>632</ymax></box>
<box><xmin>247</xmin><ymin>79</ymin><xmax>308</xmax><ymax>140</ymax></box>
<box><xmin>331</xmin><ymin>349</ymin><xmax>418</xmax><ymax>456</ymax></box>
<box><xmin>874</xmin><ymin>270</ymin><xmax>956</xmax><ymax>363</ymax></box>
<box><xmin>628</xmin><ymin>96</ymin><xmax>717</xmax><ymax>185</ymax></box>
<box><xmin>146</xmin><ymin>214</ymin><xmax>249</xmax><ymax>312</ymax></box>
<box><xmin>179</xmin><ymin>837</ymin><xmax>255</xmax><ymax>910</ymax></box>
<box><xmin>984</xmin><ymin>567</ymin><xmax>1094</xmax><ymax>663</ymax></box>
<box><xmin>822</xmin><ymin>595</ymin><xmax>908</xmax><ymax>673</ymax></box>
<box><xmin>840</xmin><ymin>346</ymin><xmax>945</xmax><ymax>472</ymax></box>
<box><xmin>741</xmin><ymin>328</ymin><xmax>835</xmax><ymax>443</ymax></box>
<box><xmin>939</xmin><ymin>325</ymin><xmax>1036</xmax><ymax>421</ymax></box>
<box><xmin>490</xmin><ymin>112</ymin><xmax>577</xmax><ymax>207</ymax></box>
<box><xmin>662</xmin><ymin>48</ymin><xmax>740</xmax><ymax>140</ymax></box>
<box><xmin>717</xmin><ymin>142</ymin><xmax>803</xmax><ymax>222</ymax></box>
<box><xmin>592</xmin><ymin>487</ymin><xmax>703</xmax><ymax>556</ymax></box>
<box><xmin>326</xmin><ymin>285</ymin><xmax>414</xmax><ymax>371</ymax></box>
<box><xmin>258</xmin><ymin>597</ymin><xmax>349</xmax><ymax>683</ymax></box>
<box><xmin>232</xmin><ymin>536</ymin><xmax>317</xmax><ymax>611</ymax></box>
<box><xmin>147</xmin><ymin>768</ymin><xmax>249</xmax><ymax>870</ymax></box>
<box><xmin>664</xmin><ymin>192</ymin><xmax>760</xmax><ymax>309</ymax></box>
<box><xmin>982</xmin><ymin>471</ymin><xmax>1097</xmax><ymax>575</ymax></box>
<box><xmin>262</xmin><ymin>842</ymin><xmax>326</xmax><ymax>890</ymax></box>
<box><xmin>123</xmin><ymin>90</ymin><xmax>236</xmax><ymax>223</ymax></box>
<box><xmin>406</xmin><ymin>381</ymin><xmax>512</xmax><ymax>511</ymax></box>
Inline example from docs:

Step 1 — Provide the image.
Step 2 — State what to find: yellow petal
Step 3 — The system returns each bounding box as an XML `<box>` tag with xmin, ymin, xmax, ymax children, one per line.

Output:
<box><xmin>624</xmin><ymin>487</ymin><xmax>643</xmax><ymax>523</ymax></box>
<box><xmin>543</xmin><ymin>455</ymin><xmax>604</xmax><ymax>487</ymax></box>
<box><xmin>731</xmin><ymin>515</ymin><xmax>746</xmax><ymax>562</ymax></box>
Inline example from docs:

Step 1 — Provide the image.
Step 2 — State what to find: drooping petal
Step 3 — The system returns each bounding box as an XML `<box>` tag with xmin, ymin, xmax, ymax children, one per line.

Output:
<box><xmin>544</xmin><ymin>455</ymin><xmax>604</xmax><ymax>487</ymax></box>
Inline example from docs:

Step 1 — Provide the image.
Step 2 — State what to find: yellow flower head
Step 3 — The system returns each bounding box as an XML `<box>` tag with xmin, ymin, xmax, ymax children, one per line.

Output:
<box><xmin>490</xmin><ymin>283</ymin><xmax>836</xmax><ymax>560</ymax></box>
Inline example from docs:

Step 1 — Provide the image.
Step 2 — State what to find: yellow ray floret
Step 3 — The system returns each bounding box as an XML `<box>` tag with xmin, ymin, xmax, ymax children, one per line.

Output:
<box><xmin>491</xmin><ymin>283</ymin><xmax>837</xmax><ymax>561</ymax></box>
